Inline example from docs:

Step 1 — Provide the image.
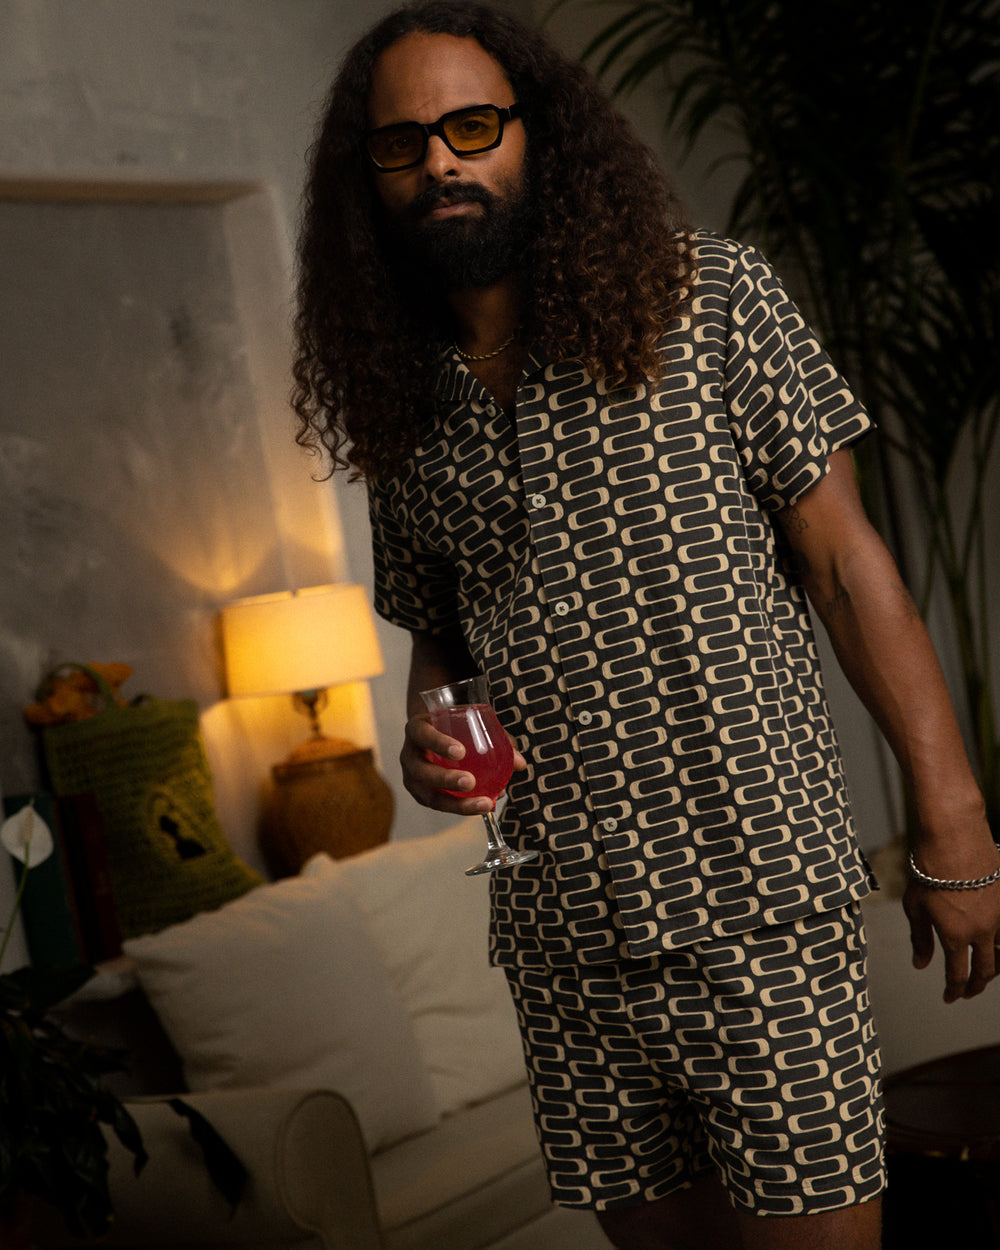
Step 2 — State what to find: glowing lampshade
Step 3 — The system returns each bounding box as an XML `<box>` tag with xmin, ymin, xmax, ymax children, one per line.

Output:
<box><xmin>219</xmin><ymin>583</ymin><xmax>393</xmax><ymax>874</ymax></box>
<box><xmin>221</xmin><ymin>583</ymin><xmax>384</xmax><ymax>698</ymax></box>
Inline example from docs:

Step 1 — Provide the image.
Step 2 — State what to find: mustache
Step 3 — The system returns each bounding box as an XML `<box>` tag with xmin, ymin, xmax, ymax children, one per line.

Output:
<box><xmin>404</xmin><ymin>181</ymin><xmax>497</xmax><ymax>224</ymax></box>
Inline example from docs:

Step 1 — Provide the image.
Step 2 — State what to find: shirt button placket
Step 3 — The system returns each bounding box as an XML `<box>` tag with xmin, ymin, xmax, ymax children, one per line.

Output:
<box><xmin>521</xmin><ymin>442</ymin><xmax>615</xmax><ymax>841</ymax></box>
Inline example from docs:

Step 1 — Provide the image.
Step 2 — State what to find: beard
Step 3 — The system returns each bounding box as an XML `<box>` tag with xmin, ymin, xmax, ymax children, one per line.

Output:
<box><xmin>382</xmin><ymin>175</ymin><xmax>536</xmax><ymax>293</ymax></box>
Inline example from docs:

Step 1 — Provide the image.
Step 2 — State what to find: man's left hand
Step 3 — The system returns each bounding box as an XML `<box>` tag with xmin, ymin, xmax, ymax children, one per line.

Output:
<box><xmin>903</xmin><ymin>859</ymin><xmax>1000</xmax><ymax>1002</ymax></box>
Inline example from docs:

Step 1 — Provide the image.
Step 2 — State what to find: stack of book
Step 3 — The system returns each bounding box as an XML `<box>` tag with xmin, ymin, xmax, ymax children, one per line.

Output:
<box><xmin>3</xmin><ymin>792</ymin><xmax>122</xmax><ymax>967</ymax></box>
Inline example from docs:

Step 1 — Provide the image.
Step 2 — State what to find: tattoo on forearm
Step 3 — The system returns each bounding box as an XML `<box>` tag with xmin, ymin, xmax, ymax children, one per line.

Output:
<box><xmin>826</xmin><ymin>586</ymin><xmax>851</xmax><ymax>616</ymax></box>
<box><xmin>778</xmin><ymin>505</ymin><xmax>812</xmax><ymax>580</ymax></box>
<box><xmin>780</xmin><ymin>504</ymin><xmax>809</xmax><ymax>536</ymax></box>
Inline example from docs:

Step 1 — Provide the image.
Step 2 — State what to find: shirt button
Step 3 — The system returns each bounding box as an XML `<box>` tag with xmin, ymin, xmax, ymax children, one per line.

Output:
<box><xmin>554</xmin><ymin>601</ymin><xmax>570</xmax><ymax>616</ymax></box>
<box><xmin>601</xmin><ymin>818</ymin><xmax>618</xmax><ymax>833</ymax></box>
<box><xmin>530</xmin><ymin>493</ymin><xmax>546</xmax><ymax>508</ymax></box>
<box><xmin>577</xmin><ymin>710</ymin><xmax>593</xmax><ymax>726</ymax></box>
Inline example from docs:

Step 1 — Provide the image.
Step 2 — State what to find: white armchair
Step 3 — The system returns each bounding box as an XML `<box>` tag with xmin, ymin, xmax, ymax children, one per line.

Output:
<box><xmin>34</xmin><ymin>821</ymin><xmax>612</xmax><ymax>1250</ymax></box>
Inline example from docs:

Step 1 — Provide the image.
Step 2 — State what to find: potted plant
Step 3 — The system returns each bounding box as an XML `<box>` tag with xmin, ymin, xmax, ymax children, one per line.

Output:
<box><xmin>0</xmin><ymin>803</ymin><xmax>246</xmax><ymax>1245</ymax></box>
<box><xmin>0</xmin><ymin>802</ymin><xmax>146</xmax><ymax>1244</ymax></box>
<box><xmin>568</xmin><ymin>0</ymin><xmax>1000</xmax><ymax>836</ymax></box>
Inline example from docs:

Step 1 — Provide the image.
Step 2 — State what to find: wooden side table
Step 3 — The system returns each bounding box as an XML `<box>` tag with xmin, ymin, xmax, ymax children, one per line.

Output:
<box><xmin>883</xmin><ymin>1044</ymin><xmax>1000</xmax><ymax>1247</ymax></box>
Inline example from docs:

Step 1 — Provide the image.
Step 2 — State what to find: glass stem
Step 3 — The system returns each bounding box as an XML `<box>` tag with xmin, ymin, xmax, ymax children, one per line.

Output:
<box><xmin>482</xmin><ymin>809</ymin><xmax>507</xmax><ymax>853</ymax></box>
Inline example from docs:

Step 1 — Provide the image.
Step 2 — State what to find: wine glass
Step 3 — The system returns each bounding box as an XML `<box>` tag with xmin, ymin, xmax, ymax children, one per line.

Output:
<box><xmin>419</xmin><ymin>675</ymin><xmax>539</xmax><ymax>876</ymax></box>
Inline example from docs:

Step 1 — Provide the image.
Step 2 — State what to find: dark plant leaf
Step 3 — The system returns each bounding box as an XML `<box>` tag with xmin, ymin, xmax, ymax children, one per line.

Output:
<box><xmin>167</xmin><ymin>1098</ymin><xmax>249</xmax><ymax>1213</ymax></box>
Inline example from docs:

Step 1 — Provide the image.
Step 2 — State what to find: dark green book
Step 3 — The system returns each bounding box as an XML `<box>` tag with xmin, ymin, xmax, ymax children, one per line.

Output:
<box><xmin>4</xmin><ymin>792</ymin><xmax>86</xmax><ymax>967</ymax></box>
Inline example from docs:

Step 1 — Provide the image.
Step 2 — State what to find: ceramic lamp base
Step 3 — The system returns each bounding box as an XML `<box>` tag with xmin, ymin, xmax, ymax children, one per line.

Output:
<box><xmin>262</xmin><ymin>743</ymin><xmax>394</xmax><ymax>876</ymax></box>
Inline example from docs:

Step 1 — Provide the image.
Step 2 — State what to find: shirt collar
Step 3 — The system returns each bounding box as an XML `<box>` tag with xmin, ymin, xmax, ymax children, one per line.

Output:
<box><xmin>433</xmin><ymin>344</ymin><xmax>553</xmax><ymax>406</ymax></box>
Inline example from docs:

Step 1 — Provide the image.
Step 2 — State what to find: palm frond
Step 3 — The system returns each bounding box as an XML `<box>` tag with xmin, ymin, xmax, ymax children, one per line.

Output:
<box><xmin>571</xmin><ymin>0</ymin><xmax>1000</xmax><ymax>824</ymax></box>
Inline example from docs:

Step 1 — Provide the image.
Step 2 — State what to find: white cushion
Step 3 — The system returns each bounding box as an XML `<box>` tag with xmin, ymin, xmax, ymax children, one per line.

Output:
<box><xmin>305</xmin><ymin>820</ymin><xmax>527</xmax><ymax>1117</ymax></box>
<box><xmin>123</xmin><ymin>863</ymin><xmax>438</xmax><ymax>1152</ymax></box>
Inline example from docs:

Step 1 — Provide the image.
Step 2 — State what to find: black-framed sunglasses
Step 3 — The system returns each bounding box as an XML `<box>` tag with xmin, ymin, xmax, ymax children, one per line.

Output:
<box><xmin>366</xmin><ymin>103</ymin><xmax>522</xmax><ymax>171</ymax></box>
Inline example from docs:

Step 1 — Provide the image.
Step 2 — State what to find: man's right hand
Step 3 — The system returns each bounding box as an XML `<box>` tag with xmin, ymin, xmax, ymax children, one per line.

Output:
<box><xmin>402</xmin><ymin>627</ymin><xmax>528</xmax><ymax>814</ymax></box>
<box><xmin>400</xmin><ymin>711</ymin><xmax>527</xmax><ymax>816</ymax></box>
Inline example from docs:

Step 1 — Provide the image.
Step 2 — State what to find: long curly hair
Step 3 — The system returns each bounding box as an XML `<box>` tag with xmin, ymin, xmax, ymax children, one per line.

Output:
<box><xmin>292</xmin><ymin>0</ymin><xmax>695</xmax><ymax>480</ymax></box>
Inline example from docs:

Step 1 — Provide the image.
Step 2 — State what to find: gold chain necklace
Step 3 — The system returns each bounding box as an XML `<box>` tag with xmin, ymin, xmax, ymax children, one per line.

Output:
<box><xmin>453</xmin><ymin>329</ymin><xmax>518</xmax><ymax>362</ymax></box>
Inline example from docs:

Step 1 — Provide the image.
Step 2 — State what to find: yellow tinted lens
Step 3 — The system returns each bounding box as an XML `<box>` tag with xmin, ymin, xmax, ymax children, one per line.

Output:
<box><xmin>443</xmin><ymin>108</ymin><xmax>500</xmax><ymax>152</ymax></box>
<box><xmin>368</xmin><ymin>124</ymin><xmax>423</xmax><ymax>168</ymax></box>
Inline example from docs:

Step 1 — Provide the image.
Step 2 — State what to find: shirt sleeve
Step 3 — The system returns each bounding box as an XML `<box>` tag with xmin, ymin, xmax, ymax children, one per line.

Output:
<box><xmin>723</xmin><ymin>242</ymin><xmax>873</xmax><ymax>510</ymax></box>
<box><xmin>367</xmin><ymin>479</ymin><xmax>463</xmax><ymax>634</ymax></box>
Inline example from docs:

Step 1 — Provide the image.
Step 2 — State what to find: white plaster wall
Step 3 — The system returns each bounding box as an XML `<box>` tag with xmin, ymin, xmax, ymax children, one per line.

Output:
<box><xmin>0</xmin><ymin>0</ymin><xmax>435</xmax><ymax>875</ymax></box>
<box><xmin>0</xmin><ymin>0</ymin><xmax>375</xmax><ymax>200</ymax></box>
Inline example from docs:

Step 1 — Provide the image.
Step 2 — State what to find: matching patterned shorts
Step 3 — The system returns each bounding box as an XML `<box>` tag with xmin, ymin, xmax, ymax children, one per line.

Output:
<box><xmin>503</xmin><ymin>904</ymin><xmax>886</xmax><ymax>1217</ymax></box>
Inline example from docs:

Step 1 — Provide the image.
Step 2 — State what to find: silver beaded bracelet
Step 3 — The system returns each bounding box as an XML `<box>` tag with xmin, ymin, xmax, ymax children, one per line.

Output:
<box><xmin>907</xmin><ymin>847</ymin><xmax>1000</xmax><ymax>892</ymax></box>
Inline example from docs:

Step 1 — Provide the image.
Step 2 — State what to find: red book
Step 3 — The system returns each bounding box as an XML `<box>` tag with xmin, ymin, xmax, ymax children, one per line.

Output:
<box><xmin>56</xmin><ymin>793</ymin><xmax>123</xmax><ymax>963</ymax></box>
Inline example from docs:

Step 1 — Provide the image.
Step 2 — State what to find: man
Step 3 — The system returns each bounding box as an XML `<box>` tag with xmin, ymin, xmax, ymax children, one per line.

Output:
<box><xmin>292</xmin><ymin>4</ymin><xmax>1000</xmax><ymax>1247</ymax></box>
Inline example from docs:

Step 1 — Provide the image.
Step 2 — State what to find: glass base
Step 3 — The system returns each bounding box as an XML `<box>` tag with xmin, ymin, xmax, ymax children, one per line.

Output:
<box><xmin>465</xmin><ymin>847</ymin><xmax>539</xmax><ymax>876</ymax></box>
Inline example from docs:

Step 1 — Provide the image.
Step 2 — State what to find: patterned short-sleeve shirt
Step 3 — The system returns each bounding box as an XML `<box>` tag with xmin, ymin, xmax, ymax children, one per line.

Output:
<box><xmin>369</xmin><ymin>234</ymin><xmax>877</xmax><ymax>968</ymax></box>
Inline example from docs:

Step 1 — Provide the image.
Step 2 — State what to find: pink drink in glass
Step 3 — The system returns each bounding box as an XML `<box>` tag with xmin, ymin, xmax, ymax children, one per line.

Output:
<box><xmin>420</xmin><ymin>675</ymin><xmax>537</xmax><ymax>875</ymax></box>
<box><xmin>429</xmin><ymin>704</ymin><xmax>514</xmax><ymax>800</ymax></box>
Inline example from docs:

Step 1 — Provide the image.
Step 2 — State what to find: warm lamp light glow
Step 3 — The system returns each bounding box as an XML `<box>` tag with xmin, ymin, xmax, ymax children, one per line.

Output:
<box><xmin>220</xmin><ymin>584</ymin><xmax>384</xmax><ymax>697</ymax></box>
<box><xmin>219</xmin><ymin>584</ymin><xmax>395</xmax><ymax>869</ymax></box>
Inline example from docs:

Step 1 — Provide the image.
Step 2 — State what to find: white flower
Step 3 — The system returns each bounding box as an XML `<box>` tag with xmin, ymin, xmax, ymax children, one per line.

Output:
<box><xmin>1</xmin><ymin>803</ymin><xmax>55</xmax><ymax>868</ymax></box>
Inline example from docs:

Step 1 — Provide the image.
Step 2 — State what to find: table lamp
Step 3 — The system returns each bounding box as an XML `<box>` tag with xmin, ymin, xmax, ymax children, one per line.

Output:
<box><xmin>220</xmin><ymin>584</ymin><xmax>394</xmax><ymax>874</ymax></box>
